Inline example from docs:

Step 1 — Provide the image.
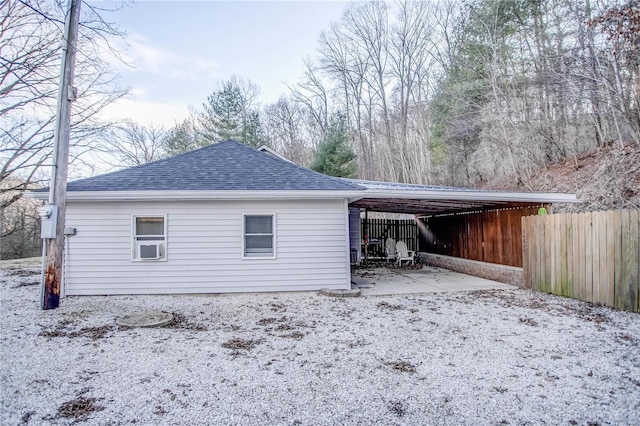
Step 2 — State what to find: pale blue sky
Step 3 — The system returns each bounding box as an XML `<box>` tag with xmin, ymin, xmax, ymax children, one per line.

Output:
<box><xmin>97</xmin><ymin>1</ymin><xmax>350</xmax><ymax>126</ymax></box>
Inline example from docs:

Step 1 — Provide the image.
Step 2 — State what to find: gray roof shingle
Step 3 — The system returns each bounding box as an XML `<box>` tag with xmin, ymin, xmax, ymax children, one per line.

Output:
<box><xmin>63</xmin><ymin>140</ymin><xmax>363</xmax><ymax>192</ymax></box>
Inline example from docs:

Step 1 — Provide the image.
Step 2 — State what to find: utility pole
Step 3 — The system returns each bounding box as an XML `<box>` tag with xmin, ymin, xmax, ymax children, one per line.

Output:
<box><xmin>42</xmin><ymin>0</ymin><xmax>81</xmax><ymax>310</ymax></box>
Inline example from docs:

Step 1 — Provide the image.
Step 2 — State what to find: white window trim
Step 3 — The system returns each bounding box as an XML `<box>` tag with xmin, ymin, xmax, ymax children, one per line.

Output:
<box><xmin>131</xmin><ymin>214</ymin><xmax>168</xmax><ymax>262</ymax></box>
<box><xmin>242</xmin><ymin>213</ymin><xmax>276</xmax><ymax>260</ymax></box>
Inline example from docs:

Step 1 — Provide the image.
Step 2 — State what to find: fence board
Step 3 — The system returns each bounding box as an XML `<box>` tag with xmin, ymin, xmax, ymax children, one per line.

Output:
<box><xmin>523</xmin><ymin>216</ymin><xmax>533</xmax><ymax>289</ymax></box>
<box><xmin>591</xmin><ymin>212</ymin><xmax>599</xmax><ymax>304</ymax></box>
<box><xmin>558</xmin><ymin>215</ymin><xmax>563</xmax><ymax>295</ymax></box>
<box><xmin>521</xmin><ymin>216</ymin><xmax>529</xmax><ymax>288</ymax></box>
<box><xmin>614</xmin><ymin>211</ymin><xmax>624</xmax><ymax>309</ymax></box>
<box><xmin>516</xmin><ymin>210</ymin><xmax>524</xmax><ymax>266</ymax></box>
<box><xmin>585</xmin><ymin>213</ymin><xmax>594</xmax><ymax>303</ymax></box>
<box><xmin>564</xmin><ymin>215</ymin><xmax>573</xmax><ymax>298</ymax></box>
<box><xmin>591</xmin><ymin>212</ymin><xmax>607</xmax><ymax>304</ymax></box>
<box><xmin>523</xmin><ymin>209</ymin><xmax>639</xmax><ymax>313</ymax></box>
<box><xmin>598</xmin><ymin>212</ymin><xmax>611</xmax><ymax>306</ymax></box>
<box><xmin>618</xmin><ymin>210</ymin><xmax>636</xmax><ymax>311</ymax></box>
<box><xmin>534</xmin><ymin>216</ymin><xmax>540</xmax><ymax>289</ymax></box>
<box><xmin>603</xmin><ymin>212</ymin><xmax>615</xmax><ymax>307</ymax></box>
<box><xmin>629</xmin><ymin>210</ymin><xmax>639</xmax><ymax>312</ymax></box>
<box><xmin>571</xmin><ymin>213</ymin><xmax>579</xmax><ymax>299</ymax></box>
<box><xmin>538</xmin><ymin>216</ymin><xmax>545</xmax><ymax>291</ymax></box>
<box><xmin>533</xmin><ymin>216</ymin><xmax>540</xmax><ymax>290</ymax></box>
<box><xmin>635</xmin><ymin>209</ymin><xmax>640</xmax><ymax>313</ymax></box>
<box><xmin>616</xmin><ymin>211</ymin><xmax>630</xmax><ymax>309</ymax></box>
<box><xmin>560</xmin><ymin>215</ymin><xmax>568</xmax><ymax>296</ymax></box>
<box><xmin>548</xmin><ymin>215</ymin><xmax>555</xmax><ymax>293</ymax></box>
<box><xmin>545</xmin><ymin>215</ymin><xmax>553</xmax><ymax>294</ymax></box>
<box><xmin>524</xmin><ymin>216</ymin><xmax>532</xmax><ymax>289</ymax></box>
<box><xmin>550</xmin><ymin>214</ymin><xmax>558</xmax><ymax>294</ymax></box>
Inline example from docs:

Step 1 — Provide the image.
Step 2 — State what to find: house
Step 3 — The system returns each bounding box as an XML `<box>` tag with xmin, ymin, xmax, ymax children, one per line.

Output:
<box><xmin>29</xmin><ymin>140</ymin><xmax>578</xmax><ymax>296</ymax></box>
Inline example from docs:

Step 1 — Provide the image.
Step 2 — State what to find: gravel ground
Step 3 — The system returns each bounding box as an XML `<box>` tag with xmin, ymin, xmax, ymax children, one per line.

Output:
<box><xmin>1</xmin><ymin>262</ymin><xmax>640</xmax><ymax>425</ymax></box>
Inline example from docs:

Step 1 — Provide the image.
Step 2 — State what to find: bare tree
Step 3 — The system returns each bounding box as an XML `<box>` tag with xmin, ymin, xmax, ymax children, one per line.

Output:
<box><xmin>0</xmin><ymin>0</ymin><xmax>126</xmax><ymax>207</ymax></box>
<box><xmin>1</xmin><ymin>177</ymin><xmax>41</xmax><ymax>259</ymax></box>
<box><xmin>302</xmin><ymin>1</ymin><xmax>444</xmax><ymax>183</ymax></box>
<box><xmin>290</xmin><ymin>60</ymin><xmax>331</xmax><ymax>145</ymax></box>
<box><xmin>317</xmin><ymin>19</ymin><xmax>373</xmax><ymax>177</ymax></box>
<box><xmin>100</xmin><ymin>121</ymin><xmax>166</xmax><ymax>168</ymax></box>
<box><xmin>588</xmin><ymin>0</ymin><xmax>640</xmax><ymax>146</ymax></box>
<box><xmin>263</xmin><ymin>96</ymin><xmax>313</xmax><ymax>166</ymax></box>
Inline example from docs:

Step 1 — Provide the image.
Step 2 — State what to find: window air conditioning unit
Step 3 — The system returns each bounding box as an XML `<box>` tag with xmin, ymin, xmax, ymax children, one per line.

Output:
<box><xmin>139</xmin><ymin>243</ymin><xmax>161</xmax><ymax>260</ymax></box>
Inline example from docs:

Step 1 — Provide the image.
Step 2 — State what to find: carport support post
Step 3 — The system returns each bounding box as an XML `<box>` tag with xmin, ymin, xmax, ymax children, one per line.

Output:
<box><xmin>42</xmin><ymin>0</ymin><xmax>81</xmax><ymax>310</ymax></box>
<box><xmin>364</xmin><ymin>209</ymin><xmax>369</xmax><ymax>265</ymax></box>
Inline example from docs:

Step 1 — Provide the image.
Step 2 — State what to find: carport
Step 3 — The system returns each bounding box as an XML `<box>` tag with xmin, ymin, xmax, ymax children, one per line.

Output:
<box><xmin>347</xmin><ymin>179</ymin><xmax>579</xmax><ymax>290</ymax></box>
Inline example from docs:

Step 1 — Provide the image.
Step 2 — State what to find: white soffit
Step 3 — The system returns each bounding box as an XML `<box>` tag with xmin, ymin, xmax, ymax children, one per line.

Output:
<box><xmin>361</xmin><ymin>189</ymin><xmax>579</xmax><ymax>204</ymax></box>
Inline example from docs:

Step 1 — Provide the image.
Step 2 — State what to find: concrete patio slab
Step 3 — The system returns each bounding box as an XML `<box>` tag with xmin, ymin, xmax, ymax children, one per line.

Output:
<box><xmin>351</xmin><ymin>266</ymin><xmax>516</xmax><ymax>296</ymax></box>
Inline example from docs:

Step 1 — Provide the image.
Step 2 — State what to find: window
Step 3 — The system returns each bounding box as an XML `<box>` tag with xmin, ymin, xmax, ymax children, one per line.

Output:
<box><xmin>243</xmin><ymin>214</ymin><xmax>275</xmax><ymax>258</ymax></box>
<box><xmin>132</xmin><ymin>215</ymin><xmax>166</xmax><ymax>261</ymax></box>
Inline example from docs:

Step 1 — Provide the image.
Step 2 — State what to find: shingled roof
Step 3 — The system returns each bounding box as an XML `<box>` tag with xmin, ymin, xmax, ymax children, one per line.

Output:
<box><xmin>62</xmin><ymin>140</ymin><xmax>363</xmax><ymax>192</ymax></box>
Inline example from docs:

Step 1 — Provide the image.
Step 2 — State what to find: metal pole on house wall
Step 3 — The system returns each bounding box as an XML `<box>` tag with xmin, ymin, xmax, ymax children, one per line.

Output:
<box><xmin>41</xmin><ymin>0</ymin><xmax>81</xmax><ymax>310</ymax></box>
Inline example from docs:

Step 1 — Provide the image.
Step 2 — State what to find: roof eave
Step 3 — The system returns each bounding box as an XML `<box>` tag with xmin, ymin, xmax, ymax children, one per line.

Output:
<box><xmin>26</xmin><ymin>188</ymin><xmax>579</xmax><ymax>205</ymax></box>
<box><xmin>361</xmin><ymin>189</ymin><xmax>580</xmax><ymax>204</ymax></box>
<box><xmin>26</xmin><ymin>190</ymin><xmax>365</xmax><ymax>202</ymax></box>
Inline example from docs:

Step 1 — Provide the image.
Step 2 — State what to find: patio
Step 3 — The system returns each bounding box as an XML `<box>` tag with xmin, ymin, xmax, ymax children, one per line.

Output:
<box><xmin>352</xmin><ymin>265</ymin><xmax>515</xmax><ymax>296</ymax></box>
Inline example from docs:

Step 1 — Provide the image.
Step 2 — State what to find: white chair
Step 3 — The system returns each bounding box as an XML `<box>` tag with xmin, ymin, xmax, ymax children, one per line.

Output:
<box><xmin>385</xmin><ymin>238</ymin><xmax>396</xmax><ymax>262</ymax></box>
<box><xmin>396</xmin><ymin>241</ymin><xmax>415</xmax><ymax>266</ymax></box>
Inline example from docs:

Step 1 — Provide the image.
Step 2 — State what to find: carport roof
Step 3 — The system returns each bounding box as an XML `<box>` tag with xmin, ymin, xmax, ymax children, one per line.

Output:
<box><xmin>345</xmin><ymin>178</ymin><xmax>580</xmax><ymax>215</ymax></box>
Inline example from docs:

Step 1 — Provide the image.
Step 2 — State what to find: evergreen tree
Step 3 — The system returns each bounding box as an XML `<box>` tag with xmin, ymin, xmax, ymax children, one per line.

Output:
<box><xmin>163</xmin><ymin>118</ymin><xmax>203</xmax><ymax>157</ymax></box>
<box><xmin>198</xmin><ymin>76</ymin><xmax>269</xmax><ymax>148</ymax></box>
<box><xmin>311</xmin><ymin>114</ymin><xmax>357</xmax><ymax>178</ymax></box>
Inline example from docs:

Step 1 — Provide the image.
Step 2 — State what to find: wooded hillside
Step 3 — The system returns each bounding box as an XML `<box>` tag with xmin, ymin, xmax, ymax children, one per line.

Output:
<box><xmin>278</xmin><ymin>0</ymin><xmax>639</xmax><ymax>188</ymax></box>
<box><xmin>485</xmin><ymin>142</ymin><xmax>640</xmax><ymax>213</ymax></box>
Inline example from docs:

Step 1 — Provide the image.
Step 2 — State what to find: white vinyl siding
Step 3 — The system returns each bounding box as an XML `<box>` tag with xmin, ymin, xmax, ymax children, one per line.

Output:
<box><xmin>63</xmin><ymin>199</ymin><xmax>350</xmax><ymax>295</ymax></box>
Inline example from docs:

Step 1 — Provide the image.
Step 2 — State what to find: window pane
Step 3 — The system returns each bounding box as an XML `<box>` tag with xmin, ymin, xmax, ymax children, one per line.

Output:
<box><xmin>245</xmin><ymin>235</ymin><xmax>273</xmax><ymax>254</ymax></box>
<box><xmin>245</xmin><ymin>216</ymin><xmax>272</xmax><ymax>234</ymax></box>
<box><xmin>136</xmin><ymin>217</ymin><xmax>164</xmax><ymax>236</ymax></box>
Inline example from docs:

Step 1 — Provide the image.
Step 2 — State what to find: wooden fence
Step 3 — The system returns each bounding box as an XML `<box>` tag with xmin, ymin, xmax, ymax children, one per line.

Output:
<box><xmin>522</xmin><ymin>210</ymin><xmax>639</xmax><ymax>313</ymax></box>
<box><xmin>419</xmin><ymin>206</ymin><xmax>541</xmax><ymax>267</ymax></box>
<box><xmin>361</xmin><ymin>218</ymin><xmax>418</xmax><ymax>256</ymax></box>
